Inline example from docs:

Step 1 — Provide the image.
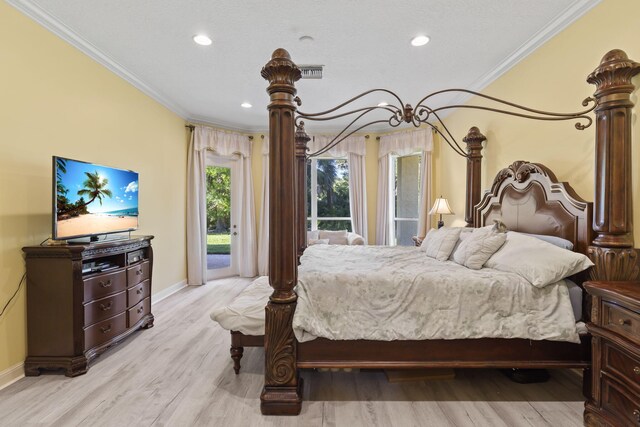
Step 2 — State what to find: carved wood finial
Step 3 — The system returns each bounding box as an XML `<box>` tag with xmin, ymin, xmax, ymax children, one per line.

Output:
<box><xmin>463</xmin><ymin>126</ymin><xmax>486</xmax><ymax>146</ymax></box>
<box><xmin>295</xmin><ymin>121</ymin><xmax>311</xmax><ymax>145</ymax></box>
<box><xmin>587</xmin><ymin>49</ymin><xmax>640</xmax><ymax>99</ymax></box>
<box><xmin>261</xmin><ymin>48</ymin><xmax>302</xmax><ymax>96</ymax></box>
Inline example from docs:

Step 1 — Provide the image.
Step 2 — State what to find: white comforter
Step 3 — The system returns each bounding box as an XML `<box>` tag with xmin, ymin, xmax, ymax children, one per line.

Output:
<box><xmin>294</xmin><ymin>245</ymin><xmax>580</xmax><ymax>343</ymax></box>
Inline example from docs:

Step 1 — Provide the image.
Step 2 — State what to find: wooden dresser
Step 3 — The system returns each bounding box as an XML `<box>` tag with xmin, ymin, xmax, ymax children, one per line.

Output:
<box><xmin>23</xmin><ymin>236</ymin><xmax>154</xmax><ymax>377</ymax></box>
<box><xmin>584</xmin><ymin>281</ymin><xmax>640</xmax><ymax>426</ymax></box>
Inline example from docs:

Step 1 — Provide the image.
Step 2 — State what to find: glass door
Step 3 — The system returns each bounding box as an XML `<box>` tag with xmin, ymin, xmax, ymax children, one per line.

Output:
<box><xmin>206</xmin><ymin>154</ymin><xmax>238</xmax><ymax>279</ymax></box>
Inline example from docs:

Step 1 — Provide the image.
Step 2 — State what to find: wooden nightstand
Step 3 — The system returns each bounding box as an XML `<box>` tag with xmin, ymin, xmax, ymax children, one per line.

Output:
<box><xmin>584</xmin><ymin>281</ymin><xmax>640</xmax><ymax>427</ymax></box>
<box><xmin>411</xmin><ymin>236</ymin><xmax>423</xmax><ymax>247</ymax></box>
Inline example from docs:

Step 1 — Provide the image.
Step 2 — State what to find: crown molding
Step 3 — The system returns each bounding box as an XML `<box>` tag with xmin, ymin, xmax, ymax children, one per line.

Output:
<box><xmin>186</xmin><ymin>115</ymin><xmax>266</xmax><ymax>134</ymax></box>
<box><xmin>8</xmin><ymin>0</ymin><xmax>600</xmax><ymax>134</ymax></box>
<box><xmin>7</xmin><ymin>0</ymin><xmax>191</xmax><ymax>120</ymax></box>
<box><xmin>448</xmin><ymin>0</ymin><xmax>601</xmax><ymax>106</ymax></box>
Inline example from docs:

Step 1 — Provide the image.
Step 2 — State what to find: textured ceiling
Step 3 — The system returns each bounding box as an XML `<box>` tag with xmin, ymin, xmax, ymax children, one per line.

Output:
<box><xmin>10</xmin><ymin>0</ymin><xmax>599</xmax><ymax>132</ymax></box>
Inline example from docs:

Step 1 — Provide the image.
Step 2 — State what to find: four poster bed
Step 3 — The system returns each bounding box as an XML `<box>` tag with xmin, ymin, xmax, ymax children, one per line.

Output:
<box><xmin>251</xmin><ymin>48</ymin><xmax>640</xmax><ymax>415</ymax></box>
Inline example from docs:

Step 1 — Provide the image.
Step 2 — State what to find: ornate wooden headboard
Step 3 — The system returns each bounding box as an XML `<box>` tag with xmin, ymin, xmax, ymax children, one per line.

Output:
<box><xmin>474</xmin><ymin>161</ymin><xmax>593</xmax><ymax>255</ymax></box>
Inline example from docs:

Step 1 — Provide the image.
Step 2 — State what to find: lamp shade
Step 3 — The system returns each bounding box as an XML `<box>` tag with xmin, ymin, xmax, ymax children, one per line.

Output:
<box><xmin>428</xmin><ymin>198</ymin><xmax>454</xmax><ymax>215</ymax></box>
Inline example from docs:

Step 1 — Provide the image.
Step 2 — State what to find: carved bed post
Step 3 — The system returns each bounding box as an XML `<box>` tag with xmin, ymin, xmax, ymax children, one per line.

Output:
<box><xmin>295</xmin><ymin>122</ymin><xmax>310</xmax><ymax>264</ymax></box>
<box><xmin>587</xmin><ymin>49</ymin><xmax>640</xmax><ymax>281</ymax></box>
<box><xmin>260</xmin><ymin>48</ymin><xmax>303</xmax><ymax>415</ymax></box>
<box><xmin>463</xmin><ymin>127</ymin><xmax>486</xmax><ymax>227</ymax></box>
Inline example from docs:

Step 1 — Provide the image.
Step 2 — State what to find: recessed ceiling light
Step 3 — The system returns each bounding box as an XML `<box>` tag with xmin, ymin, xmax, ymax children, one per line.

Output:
<box><xmin>193</xmin><ymin>34</ymin><xmax>212</xmax><ymax>46</ymax></box>
<box><xmin>241</xmin><ymin>102</ymin><xmax>252</xmax><ymax>108</ymax></box>
<box><xmin>410</xmin><ymin>35</ymin><xmax>430</xmax><ymax>47</ymax></box>
<box><xmin>378</xmin><ymin>102</ymin><xmax>389</xmax><ymax>107</ymax></box>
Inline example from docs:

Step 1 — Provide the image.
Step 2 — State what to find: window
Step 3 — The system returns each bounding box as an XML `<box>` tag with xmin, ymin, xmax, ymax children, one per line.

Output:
<box><xmin>389</xmin><ymin>153</ymin><xmax>421</xmax><ymax>246</ymax></box>
<box><xmin>307</xmin><ymin>158</ymin><xmax>352</xmax><ymax>231</ymax></box>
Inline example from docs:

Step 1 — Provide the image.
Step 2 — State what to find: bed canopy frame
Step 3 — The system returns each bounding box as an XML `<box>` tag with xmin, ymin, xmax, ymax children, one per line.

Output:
<box><xmin>259</xmin><ymin>48</ymin><xmax>640</xmax><ymax>415</ymax></box>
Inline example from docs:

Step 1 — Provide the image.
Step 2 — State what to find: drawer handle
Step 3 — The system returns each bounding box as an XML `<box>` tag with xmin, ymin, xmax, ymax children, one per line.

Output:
<box><xmin>99</xmin><ymin>302</ymin><xmax>112</xmax><ymax>311</ymax></box>
<box><xmin>634</xmin><ymin>409</ymin><xmax>640</xmax><ymax>422</ymax></box>
<box><xmin>136</xmin><ymin>269</ymin><xmax>142</xmax><ymax>276</ymax></box>
<box><xmin>635</xmin><ymin>366</ymin><xmax>640</xmax><ymax>375</ymax></box>
<box><xmin>136</xmin><ymin>287</ymin><xmax>143</xmax><ymax>295</ymax></box>
<box><xmin>100</xmin><ymin>325</ymin><xmax>111</xmax><ymax>334</ymax></box>
<box><xmin>618</xmin><ymin>318</ymin><xmax>631</xmax><ymax>326</ymax></box>
<box><xmin>99</xmin><ymin>280</ymin><xmax>112</xmax><ymax>288</ymax></box>
<box><xmin>137</xmin><ymin>306</ymin><xmax>144</xmax><ymax>314</ymax></box>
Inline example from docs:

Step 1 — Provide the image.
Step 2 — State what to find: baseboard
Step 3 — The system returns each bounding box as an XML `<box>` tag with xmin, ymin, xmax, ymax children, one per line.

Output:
<box><xmin>0</xmin><ymin>362</ymin><xmax>24</xmax><ymax>391</ymax></box>
<box><xmin>0</xmin><ymin>280</ymin><xmax>186</xmax><ymax>391</ymax></box>
<box><xmin>152</xmin><ymin>279</ymin><xmax>187</xmax><ymax>305</ymax></box>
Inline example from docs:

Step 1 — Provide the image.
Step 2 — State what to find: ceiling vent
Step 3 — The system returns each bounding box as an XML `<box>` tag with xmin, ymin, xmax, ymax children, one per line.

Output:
<box><xmin>299</xmin><ymin>65</ymin><xmax>324</xmax><ymax>79</ymax></box>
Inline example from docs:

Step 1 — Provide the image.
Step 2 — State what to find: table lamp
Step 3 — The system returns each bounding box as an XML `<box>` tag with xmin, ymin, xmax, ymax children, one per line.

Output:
<box><xmin>429</xmin><ymin>197</ymin><xmax>454</xmax><ymax>228</ymax></box>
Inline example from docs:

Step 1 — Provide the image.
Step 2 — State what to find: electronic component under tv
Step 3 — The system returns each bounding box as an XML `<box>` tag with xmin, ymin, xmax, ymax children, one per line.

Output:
<box><xmin>53</xmin><ymin>156</ymin><xmax>139</xmax><ymax>241</ymax></box>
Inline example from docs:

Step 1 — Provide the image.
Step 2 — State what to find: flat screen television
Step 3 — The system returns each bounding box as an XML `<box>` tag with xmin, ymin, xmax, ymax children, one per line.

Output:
<box><xmin>53</xmin><ymin>156</ymin><xmax>139</xmax><ymax>241</ymax></box>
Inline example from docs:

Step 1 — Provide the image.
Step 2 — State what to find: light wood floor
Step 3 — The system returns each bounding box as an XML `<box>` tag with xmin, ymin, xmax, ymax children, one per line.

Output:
<box><xmin>0</xmin><ymin>277</ymin><xmax>586</xmax><ymax>426</ymax></box>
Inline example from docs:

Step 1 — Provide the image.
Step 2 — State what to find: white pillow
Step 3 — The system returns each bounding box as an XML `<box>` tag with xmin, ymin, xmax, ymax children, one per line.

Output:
<box><xmin>420</xmin><ymin>227</ymin><xmax>462</xmax><ymax>261</ymax></box>
<box><xmin>307</xmin><ymin>230</ymin><xmax>319</xmax><ymax>241</ymax></box>
<box><xmin>452</xmin><ymin>227</ymin><xmax>507</xmax><ymax>270</ymax></box>
<box><xmin>318</xmin><ymin>230</ymin><xmax>348</xmax><ymax>245</ymax></box>
<box><xmin>485</xmin><ymin>232</ymin><xmax>594</xmax><ymax>287</ymax></box>
<box><xmin>448</xmin><ymin>228</ymin><xmax>474</xmax><ymax>259</ymax></box>
<box><xmin>308</xmin><ymin>238</ymin><xmax>330</xmax><ymax>246</ymax></box>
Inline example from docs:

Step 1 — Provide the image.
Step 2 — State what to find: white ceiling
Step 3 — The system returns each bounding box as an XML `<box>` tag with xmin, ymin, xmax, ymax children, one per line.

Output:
<box><xmin>9</xmin><ymin>0</ymin><xmax>599</xmax><ymax>133</ymax></box>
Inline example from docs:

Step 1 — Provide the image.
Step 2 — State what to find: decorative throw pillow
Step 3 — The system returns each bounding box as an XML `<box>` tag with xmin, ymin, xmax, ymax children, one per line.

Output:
<box><xmin>420</xmin><ymin>227</ymin><xmax>462</xmax><ymax>261</ymax></box>
<box><xmin>307</xmin><ymin>230</ymin><xmax>319</xmax><ymax>241</ymax></box>
<box><xmin>518</xmin><ymin>232</ymin><xmax>574</xmax><ymax>250</ymax></box>
<box><xmin>452</xmin><ymin>227</ymin><xmax>507</xmax><ymax>269</ymax></box>
<box><xmin>448</xmin><ymin>228</ymin><xmax>474</xmax><ymax>259</ymax></box>
<box><xmin>485</xmin><ymin>232</ymin><xmax>593</xmax><ymax>287</ymax></box>
<box><xmin>318</xmin><ymin>230</ymin><xmax>348</xmax><ymax>245</ymax></box>
<box><xmin>308</xmin><ymin>238</ymin><xmax>330</xmax><ymax>246</ymax></box>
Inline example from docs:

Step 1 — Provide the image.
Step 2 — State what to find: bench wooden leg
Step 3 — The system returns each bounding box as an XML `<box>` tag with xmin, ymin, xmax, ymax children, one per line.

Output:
<box><xmin>231</xmin><ymin>346</ymin><xmax>244</xmax><ymax>374</ymax></box>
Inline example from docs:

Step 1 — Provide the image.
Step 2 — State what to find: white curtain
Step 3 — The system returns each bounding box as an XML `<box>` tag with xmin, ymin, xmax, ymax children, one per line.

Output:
<box><xmin>375</xmin><ymin>154</ymin><xmax>390</xmax><ymax>245</ymax></box>
<box><xmin>348</xmin><ymin>152</ymin><xmax>368</xmax><ymax>242</ymax></box>
<box><xmin>309</xmin><ymin>135</ymin><xmax>367</xmax><ymax>240</ymax></box>
<box><xmin>186</xmin><ymin>131</ymin><xmax>207</xmax><ymax>285</ymax></box>
<box><xmin>187</xmin><ymin>126</ymin><xmax>257</xmax><ymax>284</ymax></box>
<box><xmin>257</xmin><ymin>137</ymin><xmax>269</xmax><ymax>275</ymax></box>
<box><xmin>376</xmin><ymin>129</ymin><xmax>434</xmax><ymax>245</ymax></box>
<box><xmin>417</xmin><ymin>151</ymin><xmax>433</xmax><ymax>238</ymax></box>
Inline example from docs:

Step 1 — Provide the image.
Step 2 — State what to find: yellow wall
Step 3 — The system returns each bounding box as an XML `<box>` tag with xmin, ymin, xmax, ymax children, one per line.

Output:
<box><xmin>437</xmin><ymin>0</ymin><xmax>640</xmax><ymax>245</ymax></box>
<box><xmin>0</xmin><ymin>3</ymin><xmax>187</xmax><ymax>373</ymax></box>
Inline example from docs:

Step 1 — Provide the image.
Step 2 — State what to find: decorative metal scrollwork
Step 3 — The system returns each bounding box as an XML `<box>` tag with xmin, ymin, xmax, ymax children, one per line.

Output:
<box><xmin>295</xmin><ymin>88</ymin><xmax>597</xmax><ymax>158</ymax></box>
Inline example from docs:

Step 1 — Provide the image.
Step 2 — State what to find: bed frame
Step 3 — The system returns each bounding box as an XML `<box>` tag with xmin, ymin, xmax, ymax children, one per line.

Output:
<box><xmin>256</xmin><ymin>48</ymin><xmax>639</xmax><ymax>415</ymax></box>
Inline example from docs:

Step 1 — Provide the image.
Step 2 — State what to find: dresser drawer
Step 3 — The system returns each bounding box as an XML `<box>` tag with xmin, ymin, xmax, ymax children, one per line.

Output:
<box><xmin>603</xmin><ymin>302</ymin><xmax>640</xmax><ymax>346</ymax></box>
<box><xmin>127</xmin><ymin>261</ymin><xmax>150</xmax><ymax>286</ymax></box>
<box><xmin>602</xmin><ymin>377</ymin><xmax>640</xmax><ymax>426</ymax></box>
<box><xmin>127</xmin><ymin>297</ymin><xmax>150</xmax><ymax>327</ymax></box>
<box><xmin>84</xmin><ymin>312</ymin><xmax>126</xmax><ymax>350</ymax></box>
<box><xmin>603</xmin><ymin>341</ymin><xmax>640</xmax><ymax>391</ymax></box>
<box><xmin>127</xmin><ymin>279</ymin><xmax>150</xmax><ymax>307</ymax></box>
<box><xmin>84</xmin><ymin>291</ymin><xmax>127</xmax><ymax>327</ymax></box>
<box><xmin>83</xmin><ymin>270</ymin><xmax>127</xmax><ymax>302</ymax></box>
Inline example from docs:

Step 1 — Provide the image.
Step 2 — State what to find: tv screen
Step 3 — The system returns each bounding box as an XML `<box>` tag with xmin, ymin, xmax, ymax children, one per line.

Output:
<box><xmin>53</xmin><ymin>156</ymin><xmax>139</xmax><ymax>240</ymax></box>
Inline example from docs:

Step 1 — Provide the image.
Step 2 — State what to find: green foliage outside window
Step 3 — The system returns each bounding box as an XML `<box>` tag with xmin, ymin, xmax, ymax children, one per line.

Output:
<box><xmin>206</xmin><ymin>166</ymin><xmax>230</xmax><ymax>232</ymax></box>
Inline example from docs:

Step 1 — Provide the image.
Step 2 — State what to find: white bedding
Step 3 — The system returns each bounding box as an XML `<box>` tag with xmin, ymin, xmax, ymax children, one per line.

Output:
<box><xmin>294</xmin><ymin>245</ymin><xmax>580</xmax><ymax>343</ymax></box>
<box><xmin>210</xmin><ymin>245</ymin><xmax>582</xmax><ymax>344</ymax></box>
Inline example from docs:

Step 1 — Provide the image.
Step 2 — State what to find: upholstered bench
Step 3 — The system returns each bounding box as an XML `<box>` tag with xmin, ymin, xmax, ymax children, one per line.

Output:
<box><xmin>210</xmin><ymin>276</ymin><xmax>269</xmax><ymax>373</ymax></box>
